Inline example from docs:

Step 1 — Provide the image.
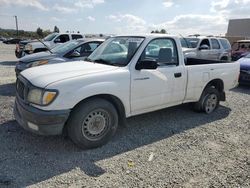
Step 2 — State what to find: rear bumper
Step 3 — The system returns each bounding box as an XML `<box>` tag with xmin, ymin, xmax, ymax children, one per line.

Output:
<box><xmin>14</xmin><ymin>98</ymin><xmax>70</xmax><ymax>135</ymax></box>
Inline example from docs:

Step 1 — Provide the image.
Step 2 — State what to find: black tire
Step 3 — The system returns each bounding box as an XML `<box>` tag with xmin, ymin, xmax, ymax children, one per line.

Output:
<box><xmin>220</xmin><ymin>56</ymin><xmax>228</xmax><ymax>61</ymax></box>
<box><xmin>67</xmin><ymin>98</ymin><xmax>118</xmax><ymax>149</ymax></box>
<box><xmin>193</xmin><ymin>87</ymin><xmax>220</xmax><ymax>114</ymax></box>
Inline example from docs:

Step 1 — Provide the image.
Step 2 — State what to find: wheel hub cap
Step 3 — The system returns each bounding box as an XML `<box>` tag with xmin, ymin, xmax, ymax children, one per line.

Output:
<box><xmin>205</xmin><ymin>94</ymin><xmax>217</xmax><ymax>113</ymax></box>
<box><xmin>82</xmin><ymin>110</ymin><xmax>109</xmax><ymax>140</ymax></box>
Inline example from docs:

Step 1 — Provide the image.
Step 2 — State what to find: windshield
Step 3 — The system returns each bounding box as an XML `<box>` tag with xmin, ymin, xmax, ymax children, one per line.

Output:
<box><xmin>181</xmin><ymin>38</ymin><xmax>200</xmax><ymax>48</ymax></box>
<box><xmin>87</xmin><ymin>36</ymin><xmax>145</xmax><ymax>66</ymax></box>
<box><xmin>51</xmin><ymin>40</ymin><xmax>81</xmax><ymax>54</ymax></box>
<box><xmin>43</xmin><ymin>33</ymin><xmax>58</xmax><ymax>41</ymax></box>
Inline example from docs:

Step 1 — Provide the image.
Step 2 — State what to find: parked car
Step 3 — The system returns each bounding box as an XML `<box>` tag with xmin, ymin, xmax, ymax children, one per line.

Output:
<box><xmin>15</xmin><ymin>39</ymin><xmax>35</xmax><ymax>58</ymax></box>
<box><xmin>181</xmin><ymin>36</ymin><xmax>231</xmax><ymax>61</ymax></box>
<box><xmin>238</xmin><ymin>54</ymin><xmax>250</xmax><ymax>85</ymax></box>
<box><xmin>3</xmin><ymin>38</ymin><xmax>22</xmax><ymax>44</ymax></box>
<box><xmin>14</xmin><ymin>34</ymin><xmax>239</xmax><ymax>149</ymax></box>
<box><xmin>15</xmin><ymin>39</ymin><xmax>104</xmax><ymax>75</ymax></box>
<box><xmin>15</xmin><ymin>33</ymin><xmax>85</xmax><ymax>58</ymax></box>
<box><xmin>0</xmin><ymin>37</ymin><xmax>6</xmax><ymax>42</ymax></box>
<box><xmin>231</xmin><ymin>40</ymin><xmax>250</xmax><ymax>61</ymax></box>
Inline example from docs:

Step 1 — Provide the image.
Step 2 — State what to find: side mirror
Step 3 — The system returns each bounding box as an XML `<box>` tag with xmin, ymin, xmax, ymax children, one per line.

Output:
<box><xmin>70</xmin><ymin>50</ymin><xmax>81</xmax><ymax>57</ymax></box>
<box><xmin>54</xmin><ymin>38</ymin><xmax>61</xmax><ymax>43</ymax></box>
<box><xmin>136</xmin><ymin>59</ymin><xmax>158</xmax><ymax>70</ymax></box>
<box><xmin>199</xmin><ymin>44</ymin><xmax>209</xmax><ymax>50</ymax></box>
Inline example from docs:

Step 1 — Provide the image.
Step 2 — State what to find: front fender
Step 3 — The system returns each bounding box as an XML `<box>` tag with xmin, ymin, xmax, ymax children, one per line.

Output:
<box><xmin>36</xmin><ymin>73</ymin><xmax>131</xmax><ymax>116</ymax></box>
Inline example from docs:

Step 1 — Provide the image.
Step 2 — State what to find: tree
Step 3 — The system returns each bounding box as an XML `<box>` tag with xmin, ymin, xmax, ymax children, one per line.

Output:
<box><xmin>53</xmin><ymin>26</ymin><xmax>60</xmax><ymax>33</ymax></box>
<box><xmin>150</xmin><ymin>29</ymin><xmax>167</xmax><ymax>34</ymax></box>
<box><xmin>36</xmin><ymin>27</ymin><xmax>43</xmax><ymax>37</ymax></box>
<box><xmin>160</xmin><ymin>29</ymin><xmax>167</xmax><ymax>34</ymax></box>
<box><xmin>43</xmin><ymin>30</ymin><xmax>52</xmax><ymax>37</ymax></box>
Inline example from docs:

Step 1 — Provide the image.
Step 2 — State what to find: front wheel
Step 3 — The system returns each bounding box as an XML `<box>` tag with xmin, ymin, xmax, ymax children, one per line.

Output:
<box><xmin>193</xmin><ymin>87</ymin><xmax>220</xmax><ymax>114</ymax></box>
<box><xmin>67</xmin><ymin>98</ymin><xmax>118</xmax><ymax>149</ymax></box>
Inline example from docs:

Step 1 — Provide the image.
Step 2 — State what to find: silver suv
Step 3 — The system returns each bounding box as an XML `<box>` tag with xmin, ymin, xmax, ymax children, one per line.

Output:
<box><xmin>181</xmin><ymin>36</ymin><xmax>231</xmax><ymax>61</ymax></box>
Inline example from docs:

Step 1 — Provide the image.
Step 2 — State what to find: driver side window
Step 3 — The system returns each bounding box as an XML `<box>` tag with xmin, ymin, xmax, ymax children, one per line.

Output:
<box><xmin>55</xmin><ymin>35</ymin><xmax>70</xmax><ymax>43</ymax></box>
<box><xmin>199</xmin><ymin>39</ymin><xmax>210</xmax><ymax>49</ymax></box>
<box><xmin>140</xmin><ymin>38</ymin><xmax>179</xmax><ymax>66</ymax></box>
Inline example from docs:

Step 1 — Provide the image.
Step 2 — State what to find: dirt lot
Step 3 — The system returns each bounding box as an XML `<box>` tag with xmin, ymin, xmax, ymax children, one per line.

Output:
<box><xmin>0</xmin><ymin>42</ymin><xmax>249</xmax><ymax>188</ymax></box>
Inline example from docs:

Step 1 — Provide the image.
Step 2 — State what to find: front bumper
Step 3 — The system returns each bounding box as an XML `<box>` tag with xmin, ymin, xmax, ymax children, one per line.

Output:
<box><xmin>14</xmin><ymin>98</ymin><xmax>70</xmax><ymax>135</ymax></box>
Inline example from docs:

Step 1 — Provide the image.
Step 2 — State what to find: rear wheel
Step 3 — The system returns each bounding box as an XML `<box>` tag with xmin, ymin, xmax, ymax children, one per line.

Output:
<box><xmin>220</xmin><ymin>56</ymin><xmax>228</xmax><ymax>61</ymax></box>
<box><xmin>67</xmin><ymin>98</ymin><xmax>118</xmax><ymax>149</ymax></box>
<box><xmin>193</xmin><ymin>87</ymin><xmax>220</xmax><ymax>114</ymax></box>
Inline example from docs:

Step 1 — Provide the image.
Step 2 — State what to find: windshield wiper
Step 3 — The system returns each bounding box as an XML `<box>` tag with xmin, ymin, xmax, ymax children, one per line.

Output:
<box><xmin>37</xmin><ymin>38</ymin><xmax>53</xmax><ymax>54</ymax></box>
<box><xmin>84</xmin><ymin>57</ymin><xmax>93</xmax><ymax>62</ymax></box>
<box><xmin>93</xmin><ymin>59</ymin><xmax>121</xmax><ymax>66</ymax></box>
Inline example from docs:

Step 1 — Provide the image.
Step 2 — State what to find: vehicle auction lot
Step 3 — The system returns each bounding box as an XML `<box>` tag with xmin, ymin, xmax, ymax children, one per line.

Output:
<box><xmin>0</xmin><ymin>43</ymin><xmax>249</xmax><ymax>187</ymax></box>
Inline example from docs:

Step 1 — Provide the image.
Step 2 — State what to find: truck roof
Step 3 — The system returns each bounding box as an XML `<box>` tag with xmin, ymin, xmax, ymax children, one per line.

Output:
<box><xmin>114</xmin><ymin>34</ymin><xmax>179</xmax><ymax>39</ymax></box>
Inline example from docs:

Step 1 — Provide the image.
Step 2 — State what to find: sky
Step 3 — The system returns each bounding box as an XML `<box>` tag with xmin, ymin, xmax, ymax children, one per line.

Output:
<box><xmin>0</xmin><ymin>0</ymin><xmax>250</xmax><ymax>36</ymax></box>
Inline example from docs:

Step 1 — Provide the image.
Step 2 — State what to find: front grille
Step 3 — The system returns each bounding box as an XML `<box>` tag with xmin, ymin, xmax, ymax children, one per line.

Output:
<box><xmin>19</xmin><ymin>44</ymin><xmax>25</xmax><ymax>49</ymax></box>
<box><xmin>16</xmin><ymin>78</ymin><xmax>26</xmax><ymax>100</ymax></box>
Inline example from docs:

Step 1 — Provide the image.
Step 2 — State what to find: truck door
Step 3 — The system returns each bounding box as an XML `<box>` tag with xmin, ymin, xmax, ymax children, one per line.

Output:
<box><xmin>130</xmin><ymin>38</ymin><xmax>186</xmax><ymax>113</ymax></box>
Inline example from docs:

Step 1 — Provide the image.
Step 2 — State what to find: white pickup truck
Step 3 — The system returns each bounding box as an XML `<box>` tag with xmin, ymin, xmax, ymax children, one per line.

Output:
<box><xmin>14</xmin><ymin>34</ymin><xmax>239</xmax><ymax>149</ymax></box>
<box><xmin>17</xmin><ymin>33</ymin><xmax>85</xmax><ymax>57</ymax></box>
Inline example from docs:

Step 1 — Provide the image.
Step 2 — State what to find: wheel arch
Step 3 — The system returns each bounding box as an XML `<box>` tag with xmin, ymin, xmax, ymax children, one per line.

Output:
<box><xmin>203</xmin><ymin>78</ymin><xmax>225</xmax><ymax>101</ymax></box>
<box><xmin>71</xmin><ymin>94</ymin><xmax>127</xmax><ymax>127</ymax></box>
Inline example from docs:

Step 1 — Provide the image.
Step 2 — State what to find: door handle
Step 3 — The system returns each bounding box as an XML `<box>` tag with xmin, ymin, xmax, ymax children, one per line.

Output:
<box><xmin>174</xmin><ymin>72</ymin><xmax>182</xmax><ymax>78</ymax></box>
<box><xmin>134</xmin><ymin>77</ymin><xmax>150</xmax><ymax>81</ymax></box>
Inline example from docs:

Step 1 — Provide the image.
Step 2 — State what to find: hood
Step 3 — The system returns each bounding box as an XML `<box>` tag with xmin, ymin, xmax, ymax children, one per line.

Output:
<box><xmin>182</xmin><ymin>47</ymin><xmax>196</xmax><ymax>57</ymax></box>
<box><xmin>21</xmin><ymin>61</ymin><xmax>120</xmax><ymax>88</ymax></box>
<box><xmin>20</xmin><ymin>39</ymin><xmax>37</xmax><ymax>45</ymax></box>
<box><xmin>19</xmin><ymin>51</ymin><xmax>57</xmax><ymax>63</ymax></box>
<box><xmin>29</xmin><ymin>41</ymin><xmax>51</xmax><ymax>48</ymax></box>
<box><xmin>238</xmin><ymin>57</ymin><xmax>250</xmax><ymax>70</ymax></box>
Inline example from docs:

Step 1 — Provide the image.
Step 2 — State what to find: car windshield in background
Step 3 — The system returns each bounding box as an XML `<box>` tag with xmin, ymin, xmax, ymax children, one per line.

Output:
<box><xmin>51</xmin><ymin>40</ymin><xmax>80</xmax><ymax>54</ymax></box>
<box><xmin>43</xmin><ymin>33</ymin><xmax>58</xmax><ymax>41</ymax></box>
<box><xmin>181</xmin><ymin>38</ymin><xmax>200</xmax><ymax>48</ymax></box>
<box><xmin>87</xmin><ymin>36</ymin><xmax>145</xmax><ymax>66</ymax></box>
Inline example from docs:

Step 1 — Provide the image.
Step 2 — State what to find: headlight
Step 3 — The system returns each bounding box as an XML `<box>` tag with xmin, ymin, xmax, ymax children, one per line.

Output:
<box><xmin>25</xmin><ymin>44</ymin><xmax>33</xmax><ymax>51</ymax></box>
<box><xmin>27</xmin><ymin>88</ymin><xmax>58</xmax><ymax>105</ymax></box>
<box><xmin>28</xmin><ymin>60</ymin><xmax>49</xmax><ymax>67</ymax></box>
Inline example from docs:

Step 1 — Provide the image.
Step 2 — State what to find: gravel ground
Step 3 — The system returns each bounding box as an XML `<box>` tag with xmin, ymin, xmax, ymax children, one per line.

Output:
<box><xmin>0</xmin><ymin>43</ymin><xmax>249</xmax><ymax>187</ymax></box>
